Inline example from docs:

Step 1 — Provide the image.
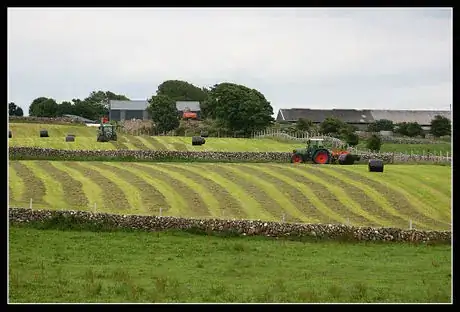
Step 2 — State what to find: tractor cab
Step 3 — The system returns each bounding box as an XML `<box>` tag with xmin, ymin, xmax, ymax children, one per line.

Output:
<box><xmin>97</xmin><ymin>119</ymin><xmax>117</xmax><ymax>142</ymax></box>
<box><xmin>291</xmin><ymin>138</ymin><xmax>331</xmax><ymax>164</ymax></box>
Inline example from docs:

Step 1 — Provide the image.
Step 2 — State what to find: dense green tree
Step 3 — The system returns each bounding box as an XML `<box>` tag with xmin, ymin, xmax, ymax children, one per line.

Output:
<box><xmin>296</xmin><ymin>118</ymin><xmax>314</xmax><ymax>132</ymax></box>
<box><xmin>9</xmin><ymin>102</ymin><xmax>24</xmax><ymax>116</ymax></box>
<box><xmin>204</xmin><ymin>83</ymin><xmax>274</xmax><ymax>135</ymax></box>
<box><xmin>147</xmin><ymin>95</ymin><xmax>180</xmax><ymax>133</ymax></box>
<box><xmin>366</xmin><ymin>134</ymin><xmax>382</xmax><ymax>152</ymax></box>
<box><xmin>29</xmin><ymin>97</ymin><xmax>59</xmax><ymax>117</ymax></box>
<box><xmin>367</xmin><ymin>119</ymin><xmax>394</xmax><ymax>132</ymax></box>
<box><xmin>430</xmin><ymin>115</ymin><xmax>451</xmax><ymax>137</ymax></box>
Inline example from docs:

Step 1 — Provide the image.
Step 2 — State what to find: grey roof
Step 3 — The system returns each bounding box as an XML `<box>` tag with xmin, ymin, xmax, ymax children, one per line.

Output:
<box><xmin>277</xmin><ymin>108</ymin><xmax>452</xmax><ymax>125</ymax></box>
<box><xmin>369</xmin><ymin>110</ymin><xmax>451</xmax><ymax>125</ymax></box>
<box><xmin>110</xmin><ymin>100</ymin><xmax>149</xmax><ymax>110</ymax></box>
<box><xmin>176</xmin><ymin>101</ymin><xmax>201</xmax><ymax>111</ymax></box>
<box><xmin>277</xmin><ymin>109</ymin><xmax>374</xmax><ymax>123</ymax></box>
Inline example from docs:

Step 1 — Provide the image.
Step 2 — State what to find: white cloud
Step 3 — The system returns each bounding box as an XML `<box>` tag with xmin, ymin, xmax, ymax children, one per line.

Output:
<box><xmin>7</xmin><ymin>7</ymin><xmax>452</xmax><ymax>115</ymax></box>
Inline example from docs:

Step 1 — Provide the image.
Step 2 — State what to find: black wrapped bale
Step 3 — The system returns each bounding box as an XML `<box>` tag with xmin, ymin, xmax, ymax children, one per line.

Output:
<box><xmin>39</xmin><ymin>130</ymin><xmax>49</xmax><ymax>137</ymax></box>
<box><xmin>200</xmin><ymin>131</ymin><xmax>209</xmax><ymax>138</ymax></box>
<box><xmin>192</xmin><ymin>136</ymin><xmax>206</xmax><ymax>146</ymax></box>
<box><xmin>65</xmin><ymin>135</ymin><xmax>75</xmax><ymax>142</ymax></box>
<box><xmin>368</xmin><ymin>159</ymin><xmax>384</xmax><ymax>172</ymax></box>
<box><xmin>9</xmin><ymin>130</ymin><xmax>12</xmax><ymax>138</ymax></box>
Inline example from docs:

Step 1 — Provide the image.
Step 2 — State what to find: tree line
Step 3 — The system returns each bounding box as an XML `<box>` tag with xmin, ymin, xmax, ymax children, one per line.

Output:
<box><xmin>8</xmin><ymin>79</ymin><xmax>451</xmax><ymax>139</ymax></box>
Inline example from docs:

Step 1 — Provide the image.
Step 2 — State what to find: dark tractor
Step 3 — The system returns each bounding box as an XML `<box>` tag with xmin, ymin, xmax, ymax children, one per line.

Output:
<box><xmin>97</xmin><ymin>120</ymin><xmax>118</xmax><ymax>142</ymax></box>
<box><xmin>291</xmin><ymin>138</ymin><xmax>331</xmax><ymax>164</ymax></box>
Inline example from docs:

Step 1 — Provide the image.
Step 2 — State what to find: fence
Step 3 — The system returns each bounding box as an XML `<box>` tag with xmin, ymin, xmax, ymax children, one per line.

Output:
<box><xmin>9</xmin><ymin>199</ymin><xmax>448</xmax><ymax>231</ymax></box>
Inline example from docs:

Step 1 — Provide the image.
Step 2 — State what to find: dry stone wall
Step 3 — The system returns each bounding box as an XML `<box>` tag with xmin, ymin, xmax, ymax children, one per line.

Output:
<box><xmin>9</xmin><ymin>208</ymin><xmax>451</xmax><ymax>244</ymax></box>
<box><xmin>8</xmin><ymin>147</ymin><xmax>450</xmax><ymax>164</ymax></box>
<box><xmin>9</xmin><ymin>116</ymin><xmax>86</xmax><ymax>125</ymax></box>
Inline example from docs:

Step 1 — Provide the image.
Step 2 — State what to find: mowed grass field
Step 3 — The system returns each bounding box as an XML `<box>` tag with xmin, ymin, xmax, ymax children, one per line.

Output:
<box><xmin>8</xmin><ymin>123</ymin><xmax>451</xmax><ymax>154</ymax></box>
<box><xmin>8</xmin><ymin>161</ymin><xmax>451</xmax><ymax>230</ymax></box>
<box><xmin>9</xmin><ymin>226</ymin><xmax>451</xmax><ymax>303</ymax></box>
<box><xmin>8</xmin><ymin>123</ymin><xmax>303</xmax><ymax>152</ymax></box>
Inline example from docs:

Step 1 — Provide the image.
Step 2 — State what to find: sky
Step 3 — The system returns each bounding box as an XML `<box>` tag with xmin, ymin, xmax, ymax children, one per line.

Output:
<box><xmin>8</xmin><ymin>7</ymin><xmax>452</xmax><ymax>116</ymax></box>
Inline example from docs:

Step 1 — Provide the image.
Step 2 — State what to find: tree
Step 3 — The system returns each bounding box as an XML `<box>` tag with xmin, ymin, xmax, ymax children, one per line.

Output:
<box><xmin>204</xmin><ymin>83</ymin><xmax>274</xmax><ymax>135</ymax></box>
<box><xmin>8</xmin><ymin>102</ymin><xmax>24</xmax><ymax>116</ymax></box>
<box><xmin>319</xmin><ymin>117</ymin><xmax>346</xmax><ymax>136</ymax></box>
<box><xmin>366</xmin><ymin>134</ymin><xmax>382</xmax><ymax>152</ymax></box>
<box><xmin>83</xmin><ymin>90</ymin><xmax>130</xmax><ymax>118</ymax></box>
<box><xmin>367</xmin><ymin>119</ymin><xmax>394</xmax><ymax>132</ymax></box>
<box><xmin>406</xmin><ymin>122</ymin><xmax>423</xmax><ymax>137</ymax></box>
<box><xmin>157</xmin><ymin>80</ymin><xmax>208</xmax><ymax>102</ymax></box>
<box><xmin>147</xmin><ymin>95</ymin><xmax>180</xmax><ymax>133</ymax></box>
<box><xmin>57</xmin><ymin>101</ymin><xmax>74</xmax><ymax>116</ymax></box>
<box><xmin>29</xmin><ymin>97</ymin><xmax>59</xmax><ymax>117</ymax></box>
<box><xmin>430</xmin><ymin>115</ymin><xmax>451</xmax><ymax>137</ymax></box>
<box><xmin>344</xmin><ymin>132</ymin><xmax>359</xmax><ymax>146</ymax></box>
<box><xmin>296</xmin><ymin>118</ymin><xmax>314</xmax><ymax>132</ymax></box>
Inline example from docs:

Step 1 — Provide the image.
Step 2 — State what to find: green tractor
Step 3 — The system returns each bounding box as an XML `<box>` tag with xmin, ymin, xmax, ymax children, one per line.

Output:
<box><xmin>97</xmin><ymin>121</ymin><xmax>117</xmax><ymax>142</ymax></box>
<box><xmin>291</xmin><ymin>138</ymin><xmax>331</xmax><ymax>164</ymax></box>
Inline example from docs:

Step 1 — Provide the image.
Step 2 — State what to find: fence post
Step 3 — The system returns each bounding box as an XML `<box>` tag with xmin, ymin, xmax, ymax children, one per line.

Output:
<box><xmin>29</xmin><ymin>198</ymin><xmax>33</xmax><ymax>209</ymax></box>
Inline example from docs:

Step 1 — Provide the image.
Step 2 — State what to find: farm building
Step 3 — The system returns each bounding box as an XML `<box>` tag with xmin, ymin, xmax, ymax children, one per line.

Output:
<box><xmin>109</xmin><ymin>100</ymin><xmax>201</xmax><ymax>121</ymax></box>
<box><xmin>276</xmin><ymin>108</ymin><xmax>452</xmax><ymax>130</ymax></box>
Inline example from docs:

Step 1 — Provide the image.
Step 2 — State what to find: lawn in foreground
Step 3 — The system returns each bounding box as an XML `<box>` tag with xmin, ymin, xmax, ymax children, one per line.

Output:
<box><xmin>9</xmin><ymin>226</ymin><xmax>451</xmax><ymax>303</ymax></box>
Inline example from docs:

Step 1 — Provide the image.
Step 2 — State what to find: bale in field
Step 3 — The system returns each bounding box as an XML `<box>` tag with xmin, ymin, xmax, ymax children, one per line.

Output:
<box><xmin>200</xmin><ymin>131</ymin><xmax>209</xmax><ymax>138</ymax></box>
<box><xmin>65</xmin><ymin>135</ymin><xmax>75</xmax><ymax>142</ymax></box>
<box><xmin>39</xmin><ymin>130</ymin><xmax>49</xmax><ymax>137</ymax></box>
<box><xmin>192</xmin><ymin>136</ymin><xmax>206</xmax><ymax>146</ymax></box>
<box><xmin>9</xmin><ymin>130</ymin><xmax>12</xmax><ymax>138</ymax></box>
<box><xmin>368</xmin><ymin>159</ymin><xmax>384</xmax><ymax>172</ymax></box>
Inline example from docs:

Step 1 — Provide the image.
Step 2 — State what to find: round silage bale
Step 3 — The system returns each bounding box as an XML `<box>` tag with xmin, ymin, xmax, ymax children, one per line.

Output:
<box><xmin>368</xmin><ymin>159</ymin><xmax>384</xmax><ymax>172</ymax></box>
<box><xmin>65</xmin><ymin>135</ymin><xmax>75</xmax><ymax>142</ymax></box>
<box><xmin>192</xmin><ymin>136</ymin><xmax>204</xmax><ymax>146</ymax></box>
<box><xmin>39</xmin><ymin>130</ymin><xmax>49</xmax><ymax>137</ymax></box>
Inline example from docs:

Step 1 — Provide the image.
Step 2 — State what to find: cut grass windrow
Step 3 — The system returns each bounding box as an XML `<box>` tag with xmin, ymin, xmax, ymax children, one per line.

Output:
<box><xmin>123</xmin><ymin>136</ymin><xmax>149</xmax><ymax>150</ymax></box>
<box><xmin>372</xmin><ymin>171</ymin><xmax>451</xmax><ymax>221</ymax></box>
<box><xmin>214</xmin><ymin>164</ymin><xmax>313</xmax><ymax>223</ymax></box>
<box><xmin>21</xmin><ymin>161</ymin><xmax>67</xmax><ymax>210</ymax></box>
<box><xmin>239</xmin><ymin>164</ymin><xmax>341</xmax><ymax>224</ymax></box>
<box><xmin>49</xmin><ymin>162</ymin><xmax>102</xmax><ymax>211</ymax></box>
<box><xmin>102</xmin><ymin>163</ymin><xmax>170</xmax><ymax>215</ymax></box>
<box><xmin>76</xmin><ymin>162</ymin><xmax>140</xmax><ymax>213</ymax></box>
<box><xmin>9</xmin><ymin>161</ymin><xmax>47</xmax><ymax>207</ymax></box>
<box><xmin>335</xmin><ymin>167</ymin><xmax>451</xmax><ymax>229</ymax></box>
<box><xmin>119</xmin><ymin>164</ymin><xmax>209</xmax><ymax>217</ymax></box>
<box><xmin>134</xmin><ymin>136</ymin><xmax>157</xmax><ymax>150</ymax></box>
<box><xmin>388</xmin><ymin>166</ymin><xmax>451</xmax><ymax>197</ymax></box>
<box><xmin>130</xmin><ymin>164</ymin><xmax>209</xmax><ymax>218</ymax></box>
<box><xmin>40</xmin><ymin>161</ymin><xmax>89</xmax><ymax>209</ymax></box>
<box><xmin>139</xmin><ymin>164</ymin><xmax>221</xmax><ymax>217</ymax></box>
<box><xmin>314</xmin><ymin>166</ymin><xmax>430</xmax><ymax>230</ymax></box>
<box><xmin>88</xmin><ymin>163</ymin><xmax>155</xmax><ymax>215</ymax></box>
<box><xmin>270</xmin><ymin>164</ymin><xmax>384</xmax><ymax>227</ymax></box>
<box><xmin>124</xmin><ymin>163</ymin><xmax>190</xmax><ymax>217</ymax></box>
<box><xmin>162</xmin><ymin>164</ymin><xmax>241</xmax><ymax>218</ymax></box>
<box><xmin>8</xmin><ymin>165</ymin><xmax>25</xmax><ymax>206</ymax></box>
<box><xmin>206</xmin><ymin>165</ymin><xmax>280</xmax><ymax>222</ymax></box>
<box><xmin>64</xmin><ymin>162</ymin><xmax>129</xmax><ymax>212</ymax></box>
<box><xmin>143</xmin><ymin>137</ymin><xmax>168</xmax><ymax>150</ymax></box>
<box><xmin>170</xmin><ymin>164</ymin><xmax>267</xmax><ymax>220</ymax></box>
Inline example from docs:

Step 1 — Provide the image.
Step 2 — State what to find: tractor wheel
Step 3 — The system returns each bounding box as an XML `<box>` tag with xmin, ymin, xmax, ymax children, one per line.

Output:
<box><xmin>112</xmin><ymin>134</ymin><xmax>117</xmax><ymax>141</ymax></box>
<box><xmin>312</xmin><ymin>149</ymin><xmax>330</xmax><ymax>164</ymax></box>
<box><xmin>291</xmin><ymin>154</ymin><xmax>303</xmax><ymax>163</ymax></box>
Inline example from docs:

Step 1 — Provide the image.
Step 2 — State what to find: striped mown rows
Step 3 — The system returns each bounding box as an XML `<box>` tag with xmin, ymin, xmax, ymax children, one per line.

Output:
<box><xmin>8</xmin><ymin>161</ymin><xmax>451</xmax><ymax>231</ymax></box>
<box><xmin>8</xmin><ymin>123</ymin><xmax>303</xmax><ymax>152</ymax></box>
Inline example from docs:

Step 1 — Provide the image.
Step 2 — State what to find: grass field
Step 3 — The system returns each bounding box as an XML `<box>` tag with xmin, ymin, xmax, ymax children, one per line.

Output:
<box><xmin>9</xmin><ymin>226</ymin><xmax>452</xmax><ymax>303</ymax></box>
<box><xmin>8</xmin><ymin>161</ymin><xmax>451</xmax><ymax>230</ymax></box>
<box><xmin>9</xmin><ymin>123</ymin><xmax>451</xmax><ymax>154</ymax></box>
<box><xmin>8</xmin><ymin>123</ymin><xmax>304</xmax><ymax>152</ymax></box>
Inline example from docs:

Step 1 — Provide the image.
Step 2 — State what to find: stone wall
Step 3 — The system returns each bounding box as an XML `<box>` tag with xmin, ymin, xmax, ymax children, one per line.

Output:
<box><xmin>9</xmin><ymin>208</ymin><xmax>451</xmax><ymax>244</ymax></box>
<box><xmin>8</xmin><ymin>147</ymin><xmax>451</xmax><ymax>164</ymax></box>
<box><xmin>9</xmin><ymin>116</ymin><xmax>86</xmax><ymax>125</ymax></box>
